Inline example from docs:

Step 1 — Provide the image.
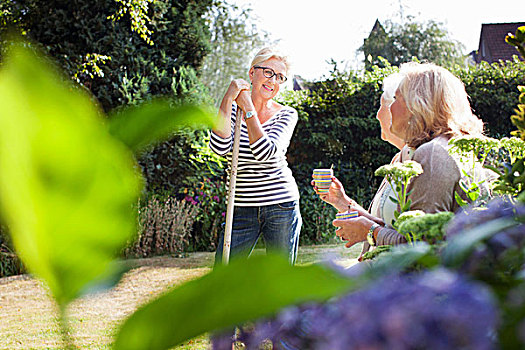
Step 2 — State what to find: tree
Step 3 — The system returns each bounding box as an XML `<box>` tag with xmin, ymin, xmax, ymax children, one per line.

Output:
<box><xmin>0</xmin><ymin>0</ymin><xmax>219</xmax><ymax>197</ymax></box>
<box><xmin>359</xmin><ymin>17</ymin><xmax>466</xmax><ymax>70</ymax></box>
<box><xmin>0</xmin><ymin>0</ymin><xmax>213</xmax><ymax>112</ymax></box>
<box><xmin>200</xmin><ymin>0</ymin><xmax>274</xmax><ymax>106</ymax></box>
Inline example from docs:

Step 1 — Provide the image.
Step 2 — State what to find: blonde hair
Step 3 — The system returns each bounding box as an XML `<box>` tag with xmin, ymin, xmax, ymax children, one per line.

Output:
<box><xmin>382</xmin><ymin>73</ymin><xmax>403</xmax><ymax>105</ymax></box>
<box><xmin>250</xmin><ymin>47</ymin><xmax>290</xmax><ymax>73</ymax></box>
<box><xmin>398</xmin><ymin>62</ymin><xmax>484</xmax><ymax>148</ymax></box>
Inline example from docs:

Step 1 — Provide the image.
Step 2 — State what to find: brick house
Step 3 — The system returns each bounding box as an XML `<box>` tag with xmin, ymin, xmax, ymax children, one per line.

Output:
<box><xmin>471</xmin><ymin>22</ymin><xmax>525</xmax><ymax>64</ymax></box>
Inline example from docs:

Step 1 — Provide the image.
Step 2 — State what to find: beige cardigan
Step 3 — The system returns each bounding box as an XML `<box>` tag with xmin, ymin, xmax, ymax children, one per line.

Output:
<box><xmin>370</xmin><ymin>135</ymin><xmax>487</xmax><ymax>247</ymax></box>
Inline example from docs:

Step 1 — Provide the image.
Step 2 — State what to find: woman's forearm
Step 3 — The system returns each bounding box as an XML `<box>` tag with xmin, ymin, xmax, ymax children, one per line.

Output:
<box><xmin>245</xmin><ymin>115</ymin><xmax>264</xmax><ymax>144</ymax></box>
<box><xmin>213</xmin><ymin>96</ymin><xmax>234</xmax><ymax>138</ymax></box>
<box><xmin>335</xmin><ymin>196</ymin><xmax>385</xmax><ymax>226</ymax></box>
<box><xmin>376</xmin><ymin>226</ymin><xmax>407</xmax><ymax>245</ymax></box>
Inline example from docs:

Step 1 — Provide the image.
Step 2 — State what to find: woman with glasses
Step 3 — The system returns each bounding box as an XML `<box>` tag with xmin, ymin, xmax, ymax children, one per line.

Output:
<box><xmin>210</xmin><ymin>47</ymin><xmax>302</xmax><ymax>265</ymax></box>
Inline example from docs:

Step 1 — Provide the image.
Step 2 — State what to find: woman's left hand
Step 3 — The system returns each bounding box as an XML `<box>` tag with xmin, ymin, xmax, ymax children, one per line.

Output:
<box><xmin>333</xmin><ymin>216</ymin><xmax>375</xmax><ymax>248</ymax></box>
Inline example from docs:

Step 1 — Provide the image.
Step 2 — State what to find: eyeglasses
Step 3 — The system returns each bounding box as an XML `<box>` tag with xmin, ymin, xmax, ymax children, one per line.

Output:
<box><xmin>253</xmin><ymin>66</ymin><xmax>287</xmax><ymax>84</ymax></box>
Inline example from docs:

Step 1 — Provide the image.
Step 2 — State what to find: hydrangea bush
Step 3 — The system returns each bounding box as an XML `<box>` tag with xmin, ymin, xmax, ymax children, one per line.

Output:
<box><xmin>216</xmin><ymin>269</ymin><xmax>500</xmax><ymax>350</ymax></box>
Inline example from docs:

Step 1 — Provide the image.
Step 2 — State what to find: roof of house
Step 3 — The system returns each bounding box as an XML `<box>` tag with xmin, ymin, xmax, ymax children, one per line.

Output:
<box><xmin>477</xmin><ymin>22</ymin><xmax>525</xmax><ymax>63</ymax></box>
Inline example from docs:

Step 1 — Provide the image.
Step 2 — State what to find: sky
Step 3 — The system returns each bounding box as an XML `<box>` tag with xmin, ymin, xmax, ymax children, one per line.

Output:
<box><xmin>230</xmin><ymin>0</ymin><xmax>525</xmax><ymax>81</ymax></box>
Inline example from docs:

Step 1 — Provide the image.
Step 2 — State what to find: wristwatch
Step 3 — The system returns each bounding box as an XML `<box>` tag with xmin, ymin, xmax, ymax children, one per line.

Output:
<box><xmin>245</xmin><ymin>111</ymin><xmax>257</xmax><ymax>120</ymax></box>
<box><xmin>367</xmin><ymin>223</ymin><xmax>381</xmax><ymax>246</ymax></box>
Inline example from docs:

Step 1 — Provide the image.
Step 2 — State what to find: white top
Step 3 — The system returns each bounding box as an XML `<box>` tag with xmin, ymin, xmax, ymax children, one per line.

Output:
<box><xmin>209</xmin><ymin>104</ymin><xmax>300</xmax><ymax>207</ymax></box>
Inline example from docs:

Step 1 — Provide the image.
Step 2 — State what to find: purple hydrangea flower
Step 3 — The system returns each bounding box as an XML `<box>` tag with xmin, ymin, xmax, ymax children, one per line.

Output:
<box><xmin>231</xmin><ymin>269</ymin><xmax>499</xmax><ymax>350</ymax></box>
<box><xmin>446</xmin><ymin>198</ymin><xmax>525</xmax><ymax>279</ymax></box>
<box><xmin>447</xmin><ymin>198</ymin><xmax>525</xmax><ymax>239</ymax></box>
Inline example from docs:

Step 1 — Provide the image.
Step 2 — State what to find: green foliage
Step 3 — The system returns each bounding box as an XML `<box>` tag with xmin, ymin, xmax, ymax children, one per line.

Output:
<box><xmin>398</xmin><ymin>212</ymin><xmax>455</xmax><ymax>244</ymax></box>
<box><xmin>448</xmin><ymin>136</ymin><xmax>525</xmax><ymax>199</ymax></box>
<box><xmin>114</xmin><ymin>254</ymin><xmax>357</xmax><ymax>350</ymax></box>
<box><xmin>180</xmin><ymin>176</ymin><xmax>227</xmax><ymax>252</ymax></box>
<box><xmin>0</xmin><ymin>224</ymin><xmax>24</xmax><ymax>277</ymax></box>
<box><xmin>0</xmin><ymin>0</ymin><xmax>213</xmax><ymax>112</ymax></box>
<box><xmin>108</xmin><ymin>0</ymin><xmax>155</xmax><ymax>45</ymax></box>
<box><xmin>361</xmin><ymin>244</ymin><xmax>392</xmax><ymax>261</ymax></box>
<box><xmin>0</xmin><ymin>38</ymin><xmax>215</xmax><ymax>347</ymax></box>
<box><xmin>0</xmin><ymin>0</ymin><xmax>219</xmax><ymax>210</ymax></box>
<box><xmin>453</xmin><ymin>60</ymin><xmax>525</xmax><ymax>138</ymax></box>
<box><xmin>442</xmin><ymin>217</ymin><xmax>519</xmax><ymax>268</ymax></box>
<box><xmin>360</xmin><ymin>17</ymin><xmax>466</xmax><ymax>69</ymax></box>
<box><xmin>448</xmin><ymin>136</ymin><xmax>501</xmax><ymax>206</ymax></box>
<box><xmin>505</xmin><ymin>25</ymin><xmax>525</xmax><ymax>58</ymax></box>
<box><xmin>0</xmin><ymin>41</ymin><xmax>143</xmax><ymax>307</ymax></box>
<box><xmin>487</xmin><ymin>137</ymin><xmax>525</xmax><ymax>197</ymax></box>
<box><xmin>365</xmin><ymin>241</ymin><xmax>438</xmax><ymax>275</ymax></box>
<box><xmin>108</xmin><ymin>101</ymin><xmax>215</xmax><ymax>154</ymax></box>
<box><xmin>511</xmin><ymin>85</ymin><xmax>525</xmax><ymax>141</ymax></box>
<box><xmin>395</xmin><ymin>210</ymin><xmax>426</xmax><ymax>226</ymax></box>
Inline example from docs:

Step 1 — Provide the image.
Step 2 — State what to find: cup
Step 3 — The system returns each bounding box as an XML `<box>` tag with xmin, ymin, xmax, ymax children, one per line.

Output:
<box><xmin>313</xmin><ymin>168</ymin><xmax>333</xmax><ymax>193</ymax></box>
<box><xmin>335</xmin><ymin>210</ymin><xmax>359</xmax><ymax>220</ymax></box>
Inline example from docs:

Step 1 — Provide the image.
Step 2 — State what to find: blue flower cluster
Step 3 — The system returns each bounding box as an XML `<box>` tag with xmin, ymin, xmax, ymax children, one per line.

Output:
<box><xmin>446</xmin><ymin>198</ymin><xmax>525</xmax><ymax>280</ymax></box>
<box><xmin>447</xmin><ymin>198</ymin><xmax>525</xmax><ymax>238</ymax></box>
<box><xmin>214</xmin><ymin>269</ymin><xmax>499</xmax><ymax>350</ymax></box>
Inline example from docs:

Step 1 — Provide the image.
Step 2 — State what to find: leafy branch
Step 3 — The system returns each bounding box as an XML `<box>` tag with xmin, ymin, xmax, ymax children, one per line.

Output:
<box><xmin>108</xmin><ymin>0</ymin><xmax>155</xmax><ymax>45</ymax></box>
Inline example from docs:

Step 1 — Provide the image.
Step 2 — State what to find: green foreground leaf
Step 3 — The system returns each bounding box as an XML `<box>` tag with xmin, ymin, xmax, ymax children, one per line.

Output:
<box><xmin>367</xmin><ymin>242</ymin><xmax>434</xmax><ymax>274</ymax></box>
<box><xmin>0</xmin><ymin>41</ymin><xmax>143</xmax><ymax>307</ymax></box>
<box><xmin>108</xmin><ymin>101</ymin><xmax>217</xmax><ymax>153</ymax></box>
<box><xmin>113</xmin><ymin>255</ymin><xmax>356</xmax><ymax>350</ymax></box>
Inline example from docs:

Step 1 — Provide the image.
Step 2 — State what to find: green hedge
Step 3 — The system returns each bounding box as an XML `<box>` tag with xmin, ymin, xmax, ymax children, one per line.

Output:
<box><xmin>453</xmin><ymin>58</ymin><xmax>525</xmax><ymax>138</ymax></box>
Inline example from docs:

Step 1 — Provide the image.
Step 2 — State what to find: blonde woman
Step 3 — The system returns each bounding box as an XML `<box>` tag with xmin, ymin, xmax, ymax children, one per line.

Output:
<box><xmin>210</xmin><ymin>48</ymin><xmax>301</xmax><ymax>264</ymax></box>
<box><xmin>316</xmin><ymin>62</ymin><xmax>489</xmax><ymax>249</ymax></box>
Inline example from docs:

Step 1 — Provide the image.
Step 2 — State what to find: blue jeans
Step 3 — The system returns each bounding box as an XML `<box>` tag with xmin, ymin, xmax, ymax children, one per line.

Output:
<box><xmin>215</xmin><ymin>200</ymin><xmax>302</xmax><ymax>265</ymax></box>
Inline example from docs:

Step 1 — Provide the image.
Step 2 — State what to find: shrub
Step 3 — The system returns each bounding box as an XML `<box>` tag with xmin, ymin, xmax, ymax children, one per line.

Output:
<box><xmin>453</xmin><ymin>59</ymin><xmax>525</xmax><ymax>138</ymax></box>
<box><xmin>124</xmin><ymin>196</ymin><xmax>199</xmax><ymax>258</ymax></box>
<box><xmin>181</xmin><ymin>175</ymin><xmax>227</xmax><ymax>252</ymax></box>
<box><xmin>1</xmin><ymin>0</ymin><xmax>214</xmax><ymax>112</ymax></box>
<box><xmin>0</xmin><ymin>224</ymin><xmax>24</xmax><ymax>278</ymax></box>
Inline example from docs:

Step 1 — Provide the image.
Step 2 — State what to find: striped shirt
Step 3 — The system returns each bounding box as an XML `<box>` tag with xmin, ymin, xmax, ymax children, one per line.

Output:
<box><xmin>209</xmin><ymin>104</ymin><xmax>300</xmax><ymax>207</ymax></box>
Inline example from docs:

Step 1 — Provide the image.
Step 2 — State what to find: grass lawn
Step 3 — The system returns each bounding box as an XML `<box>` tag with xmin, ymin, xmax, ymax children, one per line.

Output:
<box><xmin>0</xmin><ymin>243</ymin><xmax>361</xmax><ymax>350</ymax></box>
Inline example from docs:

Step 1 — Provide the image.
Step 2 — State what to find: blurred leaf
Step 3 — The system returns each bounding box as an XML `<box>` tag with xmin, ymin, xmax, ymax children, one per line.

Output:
<box><xmin>442</xmin><ymin>218</ymin><xmax>518</xmax><ymax>268</ymax></box>
<box><xmin>80</xmin><ymin>260</ymin><xmax>135</xmax><ymax>296</ymax></box>
<box><xmin>0</xmin><ymin>40</ymin><xmax>143</xmax><ymax>307</ymax></box>
<box><xmin>467</xmin><ymin>191</ymin><xmax>479</xmax><ymax>201</ymax></box>
<box><xmin>108</xmin><ymin>101</ymin><xmax>218</xmax><ymax>154</ymax></box>
<box><xmin>113</xmin><ymin>255</ymin><xmax>357</xmax><ymax>350</ymax></box>
<box><xmin>455</xmin><ymin>192</ymin><xmax>468</xmax><ymax>207</ymax></box>
<box><xmin>367</xmin><ymin>242</ymin><xmax>434</xmax><ymax>275</ymax></box>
